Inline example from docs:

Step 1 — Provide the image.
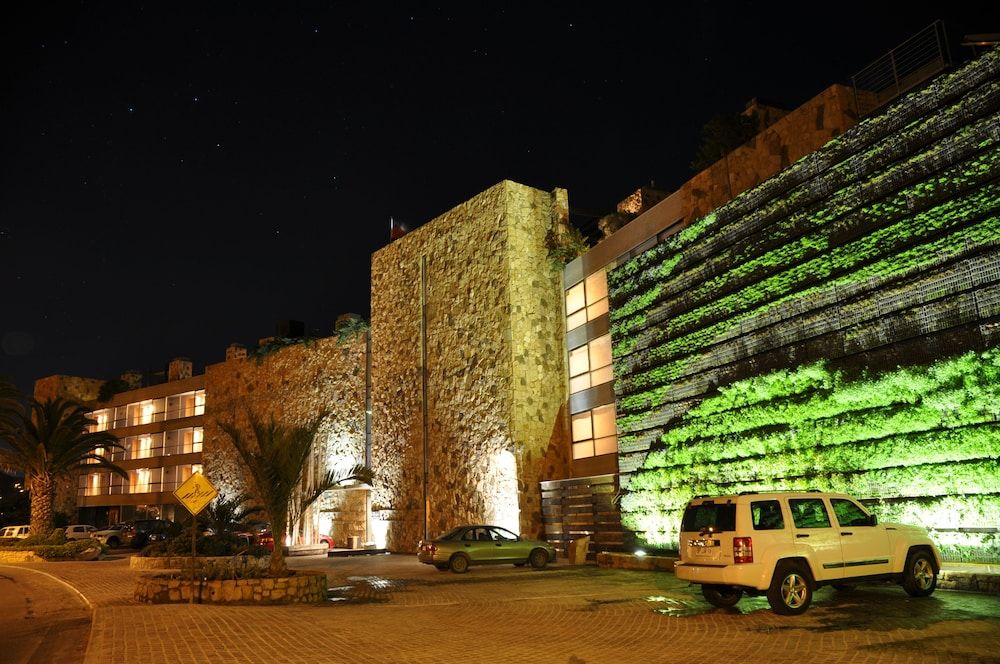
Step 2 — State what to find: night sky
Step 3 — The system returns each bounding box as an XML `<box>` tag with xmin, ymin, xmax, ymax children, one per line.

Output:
<box><xmin>0</xmin><ymin>3</ymin><xmax>985</xmax><ymax>393</ymax></box>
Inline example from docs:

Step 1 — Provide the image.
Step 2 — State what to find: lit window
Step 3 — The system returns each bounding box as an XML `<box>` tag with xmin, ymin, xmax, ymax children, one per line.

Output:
<box><xmin>132</xmin><ymin>468</ymin><xmax>151</xmax><ymax>493</ymax></box>
<box><xmin>571</xmin><ymin>403</ymin><xmax>618</xmax><ymax>459</ymax></box>
<box><xmin>194</xmin><ymin>390</ymin><xmax>205</xmax><ymax>415</ymax></box>
<box><xmin>90</xmin><ymin>409</ymin><xmax>110</xmax><ymax>432</ymax></box>
<box><xmin>565</xmin><ymin>270</ymin><xmax>610</xmax><ymax>332</ymax></box>
<box><xmin>568</xmin><ymin>334</ymin><xmax>614</xmax><ymax>394</ymax></box>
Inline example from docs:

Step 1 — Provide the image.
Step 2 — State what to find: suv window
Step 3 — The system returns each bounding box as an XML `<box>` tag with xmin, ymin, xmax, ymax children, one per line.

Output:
<box><xmin>789</xmin><ymin>498</ymin><xmax>831</xmax><ymax>528</ymax></box>
<box><xmin>751</xmin><ymin>500</ymin><xmax>785</xmax><ymax>530</ymax></box>
<box><xmin>681</xmin><ymin>502</ymin><xmax>736</xmax><ymax>532</ymax></box>
<box><xmin>831</xmin><ymin>499</ymin><xmax>872</xmax><ymax>527</ymax></box>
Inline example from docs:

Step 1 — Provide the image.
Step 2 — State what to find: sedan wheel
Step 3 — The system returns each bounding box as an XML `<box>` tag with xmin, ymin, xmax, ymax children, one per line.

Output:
<box><xmin>528</xmin><ymin>549</ymin><xmax>548</xmax><ymax>570</ymax></box>
<box><xmin>449</xmin><ymin>554</ymin><xmax>470</xmax><ymax>574</ymax></box>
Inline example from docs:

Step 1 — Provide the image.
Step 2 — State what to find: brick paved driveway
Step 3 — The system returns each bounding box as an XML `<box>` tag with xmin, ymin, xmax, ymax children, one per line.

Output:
<box><xmin>20</xmin><ymin>553</ymin><xmax>1000</xmax><ymax>663</ymax></box>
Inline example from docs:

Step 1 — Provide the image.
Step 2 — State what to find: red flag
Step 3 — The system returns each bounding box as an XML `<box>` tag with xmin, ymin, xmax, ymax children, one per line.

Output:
<box><xmin>390</xmin><ymin>217</ymin><xmax>410</xmax><ymax>241</ymax></box>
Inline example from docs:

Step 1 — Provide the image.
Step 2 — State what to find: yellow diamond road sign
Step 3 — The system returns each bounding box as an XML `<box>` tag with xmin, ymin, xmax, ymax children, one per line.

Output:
<box><xmin>173</xmin><ymin>472</ymin><xmax>219</xmax><ymax>516</ymax></box>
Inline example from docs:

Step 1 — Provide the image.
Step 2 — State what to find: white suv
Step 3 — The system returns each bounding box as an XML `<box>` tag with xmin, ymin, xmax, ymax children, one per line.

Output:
<box><xmin>674</xmin><ymin>491</ymin><xmax>941</xmax><ymax>615</ymax></box>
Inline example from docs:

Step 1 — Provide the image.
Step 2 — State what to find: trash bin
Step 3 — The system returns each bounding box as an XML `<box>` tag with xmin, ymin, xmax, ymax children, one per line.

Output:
<box><xmin>347</xmin><ymin>535</ymin><xmax>360</xmax><ymax>549</ymax></box>
<box><xmin>568</xmin><ymin>536</ymin><xmax>591</xmax><ymax>565</ymax></box>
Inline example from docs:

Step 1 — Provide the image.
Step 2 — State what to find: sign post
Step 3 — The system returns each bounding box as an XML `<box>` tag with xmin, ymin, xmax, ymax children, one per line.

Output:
<box><xmin>173</xmin><ymin>471</ymin><xmax>219</xmax><ymax>605</ymax></box>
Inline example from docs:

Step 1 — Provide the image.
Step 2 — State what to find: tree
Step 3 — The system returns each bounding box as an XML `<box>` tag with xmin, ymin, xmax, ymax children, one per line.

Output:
<box><xmin>0</xmin><ymin>380</ymin><xmax>20</xmax><ymax>437</ymax></box>
<box><xmin>199</xmin><ymin>492</ymin><xmax>263</xmax><ymax>536</ymax></box>
<box><xmin>0</xmin><ymin>395</ymin><xmax>125</xmax><ymax>535</ymax></box>
<box><xmin>219</xmin><ymin>410</ymin><xmax>373</xmax><ymax>576</ymax></box>
<box><xmin>690</xmin><ymin>112</ymin><xmax>758</xmax><ymax>172</ymax></box>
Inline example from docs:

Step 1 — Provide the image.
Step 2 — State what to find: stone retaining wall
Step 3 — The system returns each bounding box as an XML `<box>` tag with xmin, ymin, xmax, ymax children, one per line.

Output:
<box><xmin>0</xmin><ymin>550</ymin><xmax>41</xmax><ymax>563</ymax></box>
<box><xmin>134</xmin><ymin>570</ymin><xmax>327</xmax><ymax>604</ymax></box>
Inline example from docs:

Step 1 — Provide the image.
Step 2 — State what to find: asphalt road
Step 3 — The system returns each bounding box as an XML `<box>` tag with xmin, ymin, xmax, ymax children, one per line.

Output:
<box><xmin>0</xmin><ymin>567</ymin><xmax>90</xmax><ymax>664</ymax></box>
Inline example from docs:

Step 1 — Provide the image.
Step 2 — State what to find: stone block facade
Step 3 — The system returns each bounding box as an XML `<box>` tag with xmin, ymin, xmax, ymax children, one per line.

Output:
<box><xmin>370</xmin><ymin>180</ymin><xmax>570</xmax><ymax>552</ymax></box>
<box><xmin>203</xmin><ymin>335</ymin><xmax>369</xmax><ymax>547</ymax></box>
<box><xmin>682</xmin><ymin>84</ymin><xmax>858</xmax><ymax>221</ymax></box>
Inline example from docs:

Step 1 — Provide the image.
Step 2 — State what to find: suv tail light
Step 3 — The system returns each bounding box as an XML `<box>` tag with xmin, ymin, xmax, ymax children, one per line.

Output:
<box><xmin>734</xmin><ymin>537</ymin><xmax>753</xmax><ymax>564</ymax></box>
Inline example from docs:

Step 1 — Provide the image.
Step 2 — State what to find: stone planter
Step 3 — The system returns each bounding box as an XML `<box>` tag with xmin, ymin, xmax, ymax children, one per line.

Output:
<box><xmin>135</xmin><ymin>569</ymin><xmax>327</xmax><ymax>604</ymax></box>
<box><xmin>0</xmin><ymin>550</ymin><xmax>41</xmax><ymax>563</ymax></box>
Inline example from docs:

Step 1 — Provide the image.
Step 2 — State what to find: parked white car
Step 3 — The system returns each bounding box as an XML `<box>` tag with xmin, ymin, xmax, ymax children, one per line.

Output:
<box><xmin>0</xmin><ymin>525</ymin><xmax>31</xmax><ymax>539</ymax></box>
<box><xmin>674</xmin><ymin>490</ymin><xmax>941</xmax><ymax>615</ymax></box>
<box><xmin>64</xmin><ymin>524</ymin><xmax>98</xmax><ymax>540</ymax></box>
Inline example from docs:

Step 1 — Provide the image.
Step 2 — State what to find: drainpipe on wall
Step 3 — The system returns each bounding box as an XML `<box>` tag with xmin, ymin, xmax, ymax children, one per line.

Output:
<box><xmin>420</xmin><ymin>254</ymin><xmax>430</xmax><ymax>541</ymax></box>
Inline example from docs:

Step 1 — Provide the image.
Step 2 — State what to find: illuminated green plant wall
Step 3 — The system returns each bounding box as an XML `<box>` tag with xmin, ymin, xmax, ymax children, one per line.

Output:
<box><xmin>609</xmin><ymin>48</ymin><xmax>1000</xmax><ymax>561</ymax></box>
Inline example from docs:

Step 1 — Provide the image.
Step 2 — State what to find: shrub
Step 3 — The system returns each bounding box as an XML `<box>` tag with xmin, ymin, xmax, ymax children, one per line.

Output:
<box><xmin>30</xmin><ymin>539</ymin><xmax>107</xmax><ymax>560</ymax></box>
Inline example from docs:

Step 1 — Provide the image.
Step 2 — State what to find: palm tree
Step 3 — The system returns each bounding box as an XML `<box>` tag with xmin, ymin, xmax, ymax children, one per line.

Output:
<box><xmin>219</xmin><ymin>411</ymin><xmax>372</xmax><ymax>576</ymax></box>
<box><xmin>0</xmin><ymin>380</ymin><xmax>21</xmax><ymax>435</ymax></box>
<box><xmin>0</xmin><ymin>395</ymin><xmax>125</xmax><ymax>535</ymax></box>
<box><xmin>199</xmin><ymin>492</ymin><xmax>263</xmax><ymax>536</ymax></box>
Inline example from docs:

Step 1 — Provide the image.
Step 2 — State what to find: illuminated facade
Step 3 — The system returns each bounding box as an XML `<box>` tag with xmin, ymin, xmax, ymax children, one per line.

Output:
<box><xmin>77</xmin><ymin>359</ymin><xmax>205</xmax><ymax>526</ymax></box>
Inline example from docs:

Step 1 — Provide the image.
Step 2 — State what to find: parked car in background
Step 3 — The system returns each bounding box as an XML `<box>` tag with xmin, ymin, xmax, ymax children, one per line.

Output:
<box><xmin>417</xmin><ymin>525</ymin><xmax>556</xmax><ymax>573</ymax></box>
<box><xmin>236</xmin><ymin>522</ymin><xmax>274</xmax><ymax>552</ymax></box>
<box><xmin>0</xmin><ymin>525</ymin><xmax>31</xmax><ymax>539</ymax></box>
<box><xmin>319</xmin><ymin>534</ymin><xmax>336</xmax><ymax>548</ymax></box>
<box><xmin>91</xmin><ymin>523</ymin><xmax>136</xmax><ymax>548</ymax></box>
<box><xmin>130</xmin><ymin>519</ymin><xmax>181</xmax><ymax>548</ymax></box>
<box><xmin>674</xmin><ymin>490</ymin><xmax>942</xmax><ymax>615</ymax></box>
<box><xmin>64</xmin><ymin>524</ymin><xmax>98</xmax><ymax>540</ymax></box>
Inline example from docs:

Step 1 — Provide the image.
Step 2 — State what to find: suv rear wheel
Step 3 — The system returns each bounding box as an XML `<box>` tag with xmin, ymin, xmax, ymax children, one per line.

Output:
<box><xmin>767</xmin><ymin>561</ymin><xmax>813</xmax><ymax>615</ymax></box>
<box><xmin>702</xmin><ymin>585</ymin><xmax>743</xmax><ymax>608</ymax></box>
<box><xmin>901</xmin><ymin>550</ymin><xmax>937</xmax><ymax>597</ymax></box>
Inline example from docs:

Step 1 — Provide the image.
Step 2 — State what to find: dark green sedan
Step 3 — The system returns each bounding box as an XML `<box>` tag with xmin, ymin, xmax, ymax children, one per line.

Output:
<box><xmin>417</xmin><ymin>525</ymin><xmax>556</xmax><ymax>573</ymax></box>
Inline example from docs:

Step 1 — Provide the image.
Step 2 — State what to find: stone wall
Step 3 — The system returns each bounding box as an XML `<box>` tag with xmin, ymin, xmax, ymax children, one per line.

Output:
<box><xmin>682</xmin><ymin>84</ymin><xmax>858</xmax><ymax>221</ymax></box>
<box><xmin>134</xmin><ymin>570</ymin><xmax>327</xmax><ymax>604</ymax></box>
<box><xmin>203</xmin><ymin>335</ymin><xmax>368</xmax><ymax>547</ymax></box>
<box><xmin>370</xmin><ymin>180</ymin><xmax>570</xmax><ymax>552</ymax></box>
<box><xmin>32</xmin><ymin>375</ymin><xmax>104</xmax><ymax>404</ymax></box>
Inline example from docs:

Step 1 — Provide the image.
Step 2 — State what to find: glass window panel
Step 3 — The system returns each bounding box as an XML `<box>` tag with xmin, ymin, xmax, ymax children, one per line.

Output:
<box><xmin>572</xmin><ymin>441</ymin><xmax>594</xmax><ymax>459</ymax></box>
<box><xmin>590</xmin><ymin>365</ymin><xmax>613</xmax><ymax>387</ymax></box>
<box><xmin>566</xmin><ymin>309</ymin><xmax>587</xmax><ymax>332</ymax></box>
<box><xmin>565</xmin><ymin>283</ymin><xmax>585</xmax><ymax>315</ymax></box>
<box><xmin>594</xmin><ymin>435</ymin><xmax>617</xmax><ymax>456</ymax></box>
<box><xmin>585</xmin><ymin>270</ymin><xmax>608</xmax><ymax>304</ymax></box>
<box><xmin>569</xmin><ymin>374</ymin><xmax>591</xmax><ymax>394</ymax></box>
<box><xmin>571</xmin><ymin>412</ymin><xmax>593</xmax><ymax>442</ymax></box>
<box><xmin>114</xmin><ymin>406</ymin><xmax>127</xmax><ymax>429</ymax></box>
<box><xmin>589</xmin><ymin>335</ymin><xmax>612</xmax><ymax>370</ymax></box>
<box><xmin>568</xmin><ymin>346</ymin><xmax>590</xmax><ymax>377</ymax></box>
<box><xmin>586</xmin><ymin>298</ymin><xmax>608</xmax><ymax>321</ymax></box>
<box><xmin>194</xmin><ymin>390</ymin><xmax>205</xmax><ymax>415</ymax></box>
<box><xmin>592</xmin><ymin>404</ymin><xmax>617</xmax><ymax>438</ymax></box>
<box><xmin>166</xmin><ymin>395</ymin><xmax>181</xmax><ymax>419</ymax></box>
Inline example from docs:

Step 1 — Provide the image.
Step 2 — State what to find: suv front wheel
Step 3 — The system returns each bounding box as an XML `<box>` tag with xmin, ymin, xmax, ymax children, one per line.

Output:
<box><xmin>767</xmin><ymin>561</ymin><xmax>813</xmax><ymax>615</ymax></box>
<box><xmin>702</xmin><ymin>585</ymin><xmax>743</xmax><ymax>608</ymax></box>
<box><xmin>901</xmin><ymin>550</ymin><xmax>937</xmax><ymax>597</ymax></box>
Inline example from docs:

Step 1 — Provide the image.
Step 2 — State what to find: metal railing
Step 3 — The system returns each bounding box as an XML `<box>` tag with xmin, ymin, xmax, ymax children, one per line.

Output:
<box><xmin>852</xmin><ymin>20</ymin><xmax>951</xmax><ymax>117</ymax></box>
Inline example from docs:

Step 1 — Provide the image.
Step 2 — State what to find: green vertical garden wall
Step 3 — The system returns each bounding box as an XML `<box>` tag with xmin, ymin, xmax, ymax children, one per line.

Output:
<box><xmin>609</xmin><ymin>48</ymin><xmax>1000</xmax><ymax>561</ymax></box>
